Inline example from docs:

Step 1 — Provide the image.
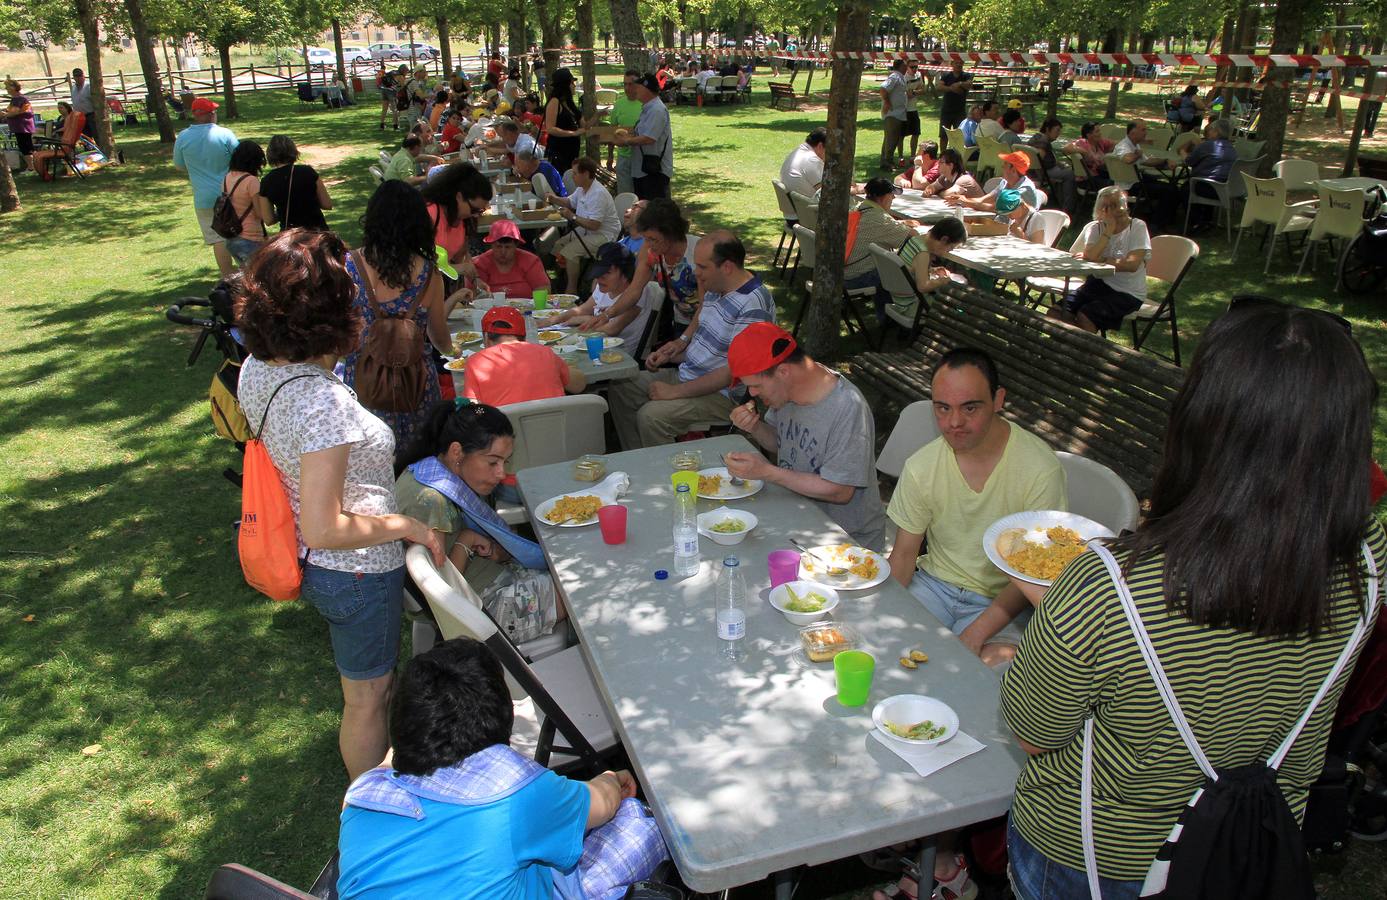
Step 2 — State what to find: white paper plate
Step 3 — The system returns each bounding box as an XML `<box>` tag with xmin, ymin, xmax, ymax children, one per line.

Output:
<box><xmin>873</xmin><ymin>695</ymin><xmax>959</xmax><ymax>747</ymax></box>
<box><xmin>797</xmin><ymin>545</ymin><xmax>889</xmax><ymax>590</ymax></box>
<box><xmin>982</xmin><ymin>510</ymin><xmax>1114</xmax><ymax>587</ymax></box>
<box><xmin>533</xmin><ymin>491</ymin><xmax>605</xmax><ymax>527</ymax></box>
<box><xmin>694</xmin><ymin>467</ymin><xmax>764</xmax><ymax>501</ymax></box>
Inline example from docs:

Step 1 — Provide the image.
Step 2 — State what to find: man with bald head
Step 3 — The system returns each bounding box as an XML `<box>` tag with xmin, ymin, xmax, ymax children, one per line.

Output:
<box><xmin>608</xmin><ymin>229</ymin><xmax>776</xmax><ymax>449</ymax></box>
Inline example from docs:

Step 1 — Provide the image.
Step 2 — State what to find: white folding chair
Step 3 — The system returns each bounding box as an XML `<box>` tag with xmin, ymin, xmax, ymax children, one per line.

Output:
<box><xmin>678</xmin><ymin>77</ymin><xmax>699</xmax><ymax>104</ymax></box>
<box><xmin>982</xmin><ymin>176</ymin><xmax>1004</xmax><ymax>195</ymax></box>
<box><xmin>1297</xmin><ymin>186</ymin><xmax>1367</xmax><ymax>277</ymax></box>
<box><xmin>876</xmin><ymin>400</ymin><xmax>942</xmax><ymax>480</ymax></box>
<box><xmin>1098</xmin><ymin>123</ymin><xmax>1127</xmax><ymax>145</ymax></box>
<box><xmin>787</xmin><ymin>189</ymin><xmax>819</xmax><ymax>232</ymax></box>
<box><xmin>868</xmin><ymin>242</ymin><xmax>932</xmax><ymax>342</ymax></box>
<box><xmin>771</xmin><ymin>178</ymin><xmax>799</xmax><ymax>276</ymax></box>
<box><xmin>1023</xmin><ymin>231</ymin><xmax>1088</xmax><ymax>306</ymax></box>
<box><xmin>405</xmin><ymin>545</ymin><xmax>617</xmax><ymax>772</ymax></box>
<box><xmin>496</xmin><ymin>394</ymin><xmax>609</xmax><ymax>525</ymax></box>
<box><xmin>378</xmin><ymin>150</ymin><xmax>392</xmax><ymax>168</ymax></box>
<box><xmin>789</xmin><ymin>224</ymin><xmax>877</xmax><ymax>348</ymax></box>
<box><xmin>719</xmin><ymin>74</ymin><xmax>741</xmax><ymax>103</ymax></box>
<box><xmin>1131</xmin><ymin>234</ymin><xmax>1200</xmax><ymax>367</ymax></box>
<box><xmin>1232</xmin><ymin>174</ymin><xmax>1316</xmax><ymax>274</ymax></box>
<box><xmin>1054</xmin><ymin>452</ymin><xmax>1139</xmax><ymax>534</ymax></box>
<box><xmin>1032</xmin><ymin>209</ymin><xmax>1071</xmax><ymax>248</ymax></box>
<box><xmin>368</xmin><ymin>165</ymin><xmax>384</xmax><ymax>184</ymax></box>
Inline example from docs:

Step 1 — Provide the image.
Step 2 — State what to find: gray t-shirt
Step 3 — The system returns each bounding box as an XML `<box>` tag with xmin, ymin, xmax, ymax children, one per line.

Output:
<box><xmin>881</xmin><ymin>71</ymin><xmax>908</xmax><ymax>121</ymax></box>
<box><xmin>764</xmin><ymin>371</ymin><xmax>886</xmax><ymax>551</ymax></box>
<box><xmin>238</xmin><ymin>356</ymin><xmax>404</xmax><ymax>574</ymax></box>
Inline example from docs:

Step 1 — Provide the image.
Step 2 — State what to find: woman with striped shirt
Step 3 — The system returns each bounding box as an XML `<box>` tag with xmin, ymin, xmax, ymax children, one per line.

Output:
<box><xmin>1001</xmin><ymin>301</ymin><xmax>1384</xmax><ymax>899</ymax></box>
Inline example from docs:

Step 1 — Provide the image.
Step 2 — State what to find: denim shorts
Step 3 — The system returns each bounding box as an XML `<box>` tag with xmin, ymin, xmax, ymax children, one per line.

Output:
<box><xmin>301</xmin><ymin>564</ymin><xmax>405</xmax><ymax>680</ymax></box>
<box><xmin>908</xmin><ymin>569</ymin><xmax>1031</xmax><ymax>645</ymax></box>
<box><xmin>1007</xmin><ymin>817</ymin><xmax>1143</xmax><ymax>900</ymax></box>
<box><xmin>226</xmin><ymin>236</ymin><xmax>262</xmax><ymax>266</ymax></box>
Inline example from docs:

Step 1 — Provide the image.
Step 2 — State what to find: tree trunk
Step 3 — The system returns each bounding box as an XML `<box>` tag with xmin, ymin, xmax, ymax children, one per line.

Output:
<box><xmin>436</xmin><ymin>17</ymin><xmax>452</xmax><ymax>77</ymax></box>
<box><xmin>534</xmin><ymin>0</ymin><xmax>562</xmax><ymax>74</ymax></box>
<box><xmin>608</xmin><ymin>0</ymin><xmax>648</xmax><ymax>71</ymax></box>
<box><xmin>74</xmin><ymin>0</ymin><xmax>116</xmax><ymax>158</ymax></box>
<box><xmin>489</xmin><ymin>23</ymin><xmax>502</xmax><ymax>58</ymax></box>
<box><xmin>1217</xmin><ymin>11</ymin><xmax>1237</xmax><ymax>117</ymax></box>
<box><xmin>577</xmin><ymin>0</ymin><xmax>599</xmax><ymax>158</ymax></box>
<box><xmin>509</xmin><ymin>4</ymin><xmax>528</xmax><ymax>86</ymax></box>
<box><xmin>678</xmin><ymin>0</ymin><xmax>688</xmax><ymax>49</ymax></box>
<box><xmin>218</xmin><ymin>43</ymin><xmax>239</xmax><ymax>118</ymax></box>
<box><xmin>802</xmin><ymin>1</ymin><xmax>873</xmax><ymax>360</ymax></box>
<box><xmin>662</xmin><ymin>17</ymin><xmax>675</xmax><ymax>49</ymax></box>
<box><xmin>0</xmin><ymin>150</ymin><xmax>19</xmax><ymax>213</ymax></box>
<box><xmin>1342</xmin><ymin>70</ymin><xmax>1376</xmax><ymax>175</ymax></box>
<box><xmin>1102</xmin><ymin>29</ymin><xmax>1121</xmax><ymax>118</ymax></box>
<box><xmin>332</xmin><ymin>18</ymin><xmax>347</xmax><ymax>86</ymax></box>
<box><xmin>124</xmin><ymin>0</ymin><xmax>175</xmax><ymax>142</ymax></box>
<box><xmin>1046</xmin><ymin>33</ymin><xmax>1061</xmax><ymax>119</ymax></box>
<box><xmin>1257</xmin><ymin>0</ymin><xmax>1311</xmax><ymax>175</ymax></box>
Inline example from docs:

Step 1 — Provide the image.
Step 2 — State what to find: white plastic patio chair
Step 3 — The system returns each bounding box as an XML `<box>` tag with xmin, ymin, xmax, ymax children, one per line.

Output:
<box><xmin>982</xmin><ymin>175</ymin><xmax>1004</xmax><ymax>195</ymax></box>
<box><xmin>1297</xmin><ymin>186</ymin><xmax>1367</xmax><ymax>277</ymax></box>
<box><xmin>496</xmin><ymin>394</ymin><xmax>608</xmax><ymax>525</ymax></box>
<box><xmin>975</xmin><ymin>135</ymin><xmax>1005</xmax><ymax>181</ymax></box>
<box><xmin>614</xmin><ymin>191</ymin><xmax>637</xmax><ymax>227</ymax></box>
<box><xmin>771</xmin><ymin>178</ymin><xmax>799</xmax><ymax>276</ymax></box>
<box><xmin>789</xmin><ymin>224</ymin><xmax>877</xmax><ymax>348</ymax></box>
<box><xmin>1131</xmin><ymin>234</ymin><xmax>1200</xmax><ymax>367</ymax></box>
<box><xmin>1234</xmin><ymin>137</ymin><xmax>1267</xmax><ymax>161</ymax></box>
<box><xmin>1274</xmin><ymin>157</ymin><xmax>1320</xmax><ymax>193</ymax></box>
<box><xmin>1103</xmin><ymin>153</ymin><xmax>1143</xmax><ymax>196</ymax></box>
<box><xmin>405</xmin><ymin>545</ymin><xmax>617</xmax><ymax>772</ymax></box>
<box><xmin>1231</xmin><ymin>174</ymin><xmax>1317</xmax><ymax>274</ymax></box>
<box><xmin>1183</xmin><ymin>156</ymin><xmax>1263</xmax><ymax>243</ymax></box>
<box><xmin>368</xmin><ymin>165</ymin><xmax>384</xmax><ymax>184</ymax></box>
<box><xmin>378</xmin><ymin>149</ymin><xmax>392</xmax><ymax>168</ymax></box>
<box><xmin>677</xmin><ymin>77</ymin><xmax>699</xmax><ymax>104</ymax></box>
<box><xmin>1098</xmin><ymin>123</ymin><xmax>1127</xmax><ymax>145</ymax></box>
<box><xmin>1167</xmin><ymin>130</ymin><xmax>1200</xmax><ymax>154</ymax></box>
<box><xmin>788</xmin><ymin>189</ymin><xmax>819</xmax><ymax>232</ymax></box>
<box><xmin>1055</xmin><ymin>452</ymin><xmax>1139</xmax><ymax>534</ymax></box>
<box><xmin>869</xmin><ymin>243</ymin><xmax>932</xmax><ymax>341</ymax></box>
<box><xmin>592</xmin><ymin>88</ymin><xmax>618</xmax><ymax>106</ymax></box>
<box><xmin>876</xmin><ymin>400</ymin><xmax>942</xmax><ymax>480</ymax></box>
<box><xmin>1032</xmin><ymin>209</ymin><xmax>1071</xmax><ymax>247</ymax></box>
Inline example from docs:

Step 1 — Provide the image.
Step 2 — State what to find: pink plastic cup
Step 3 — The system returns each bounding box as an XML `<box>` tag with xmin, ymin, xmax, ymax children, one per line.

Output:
<box><xmin>597</xmin><ymin>505</ymin><xmax>628</xmax><ymax>545</ymax></box>
<box><xmin>768</xmin><ymin>550</ymin><xmax>802</xmax><ymax>587</ymax></box>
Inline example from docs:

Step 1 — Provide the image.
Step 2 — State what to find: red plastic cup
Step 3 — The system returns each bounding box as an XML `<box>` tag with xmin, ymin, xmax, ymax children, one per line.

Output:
<box><xmin>597</xmin><ymin>504</ymin><xmax>628</xmax><ymax>545</ymax></box>
<box><xmin>768</xmin><ymin>550</ymin><xmax>801</xmax><ymax>587</ymax></box>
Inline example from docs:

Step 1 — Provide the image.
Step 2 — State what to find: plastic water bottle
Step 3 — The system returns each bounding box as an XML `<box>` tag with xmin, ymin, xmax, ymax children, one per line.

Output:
<box><xmin>672</xmin><ymin>483</ymin><xmax>700</xmax><ymax>577</ymax></box>
<box><xmin>715</xmin><ymin>556</ymin><xmax>747</xmax><ymax>661</ymax></box>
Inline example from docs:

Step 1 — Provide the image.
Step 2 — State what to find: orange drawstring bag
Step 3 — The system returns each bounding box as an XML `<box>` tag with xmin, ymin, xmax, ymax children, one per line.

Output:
<box><xmin>239</xmin><ymin>375</ymin><xmax>317</xmax><ymax>601</ymax></box>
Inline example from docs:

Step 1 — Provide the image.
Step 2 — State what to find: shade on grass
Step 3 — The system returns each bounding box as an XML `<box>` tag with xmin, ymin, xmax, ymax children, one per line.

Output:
<box><xmin>1</xmin><ymin>69</ymin><xmax>1383</xmax><ymax>898</ymax></box>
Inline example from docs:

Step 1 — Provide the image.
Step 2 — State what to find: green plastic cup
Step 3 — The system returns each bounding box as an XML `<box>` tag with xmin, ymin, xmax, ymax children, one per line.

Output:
<box><xmin>833</xmin><ymin>650</ymin><xmax>875</xmax><ymax>707</ymax></box>
<box><xmin>671</xmin><ymin>470</ymin><xmax>699</xmax><ymax>495</ymax></box>
<box><xmin>533</xmin><ymin>288</ymin><xmax>549</xmax><ymax>310</ymax></box>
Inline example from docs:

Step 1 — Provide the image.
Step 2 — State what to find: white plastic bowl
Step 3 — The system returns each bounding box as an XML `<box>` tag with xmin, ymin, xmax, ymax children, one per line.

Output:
<box><xmin>768</xmin><ymin>580</ymin><xmax>840</xmax><ymax>625</ymax></box>
<box><xmin>873</xmin><ymin>695</ymin><xmax>960</xmax><ymax>747</ymax></box>
<box><xmin>696</xmin><ymin>507</ymin><xmax>758</xmax><ymax>546</ymax></box>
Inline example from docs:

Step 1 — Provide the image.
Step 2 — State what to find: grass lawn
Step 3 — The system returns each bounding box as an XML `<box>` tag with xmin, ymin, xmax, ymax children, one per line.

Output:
<box><xmin>1</xmin><ymin>66</ymin><xmax>1384</xmax><ymax>898</ymax></box>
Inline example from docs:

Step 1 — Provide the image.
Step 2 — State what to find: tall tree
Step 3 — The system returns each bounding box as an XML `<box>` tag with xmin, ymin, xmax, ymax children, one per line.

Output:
<box><xmin>801</xmin><ymin>0</ymin><xmax>873</xmax><ymax>359</ymax></box>
<box><xmin>576</xmin><ymin>0</ymin><xmax>598</xmax><ymax>157</ymax></box>
<box><xmin>0</xmin><ymin>150</ymin><xmax>18</xmax><ymax>214</ymax></box>
<box><xmin>534</xmin><ymin>0</ymin><xmax>563</xmax><ymax>74</ymax></box>
<box><xmin>123</xmin><ymin>0</ymin><xmax>176</xmax><ymax>142</ymax></box>
<box><xmin>1256</xmin><ymin>0</ymin><xmax>1314</xmax><ymax>174</ymax></box>
<box><xmin>74</xmin><ymin>0</ymin><xmax>116</xmax><ymax>158</ymax></box>
<box><xmin>608</xmin><ymin>0</ymin><xmax>647</xmax><ymax>71</ymax></box>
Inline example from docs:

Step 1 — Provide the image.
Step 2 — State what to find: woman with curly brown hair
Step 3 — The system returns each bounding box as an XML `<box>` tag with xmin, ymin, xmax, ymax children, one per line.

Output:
<box><xmin>235</xmin><ymin>228</ymin><xmax>444</xmax><ymax>782</ymax></box>
<box><xmin>342</xmin><ymin>180</ymin><xmax>454</xmax><ymax>446</ymax></box>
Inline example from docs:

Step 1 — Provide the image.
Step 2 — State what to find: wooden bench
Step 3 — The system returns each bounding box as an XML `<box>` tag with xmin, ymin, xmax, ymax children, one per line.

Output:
<box><xmin>849</xmin><ymin>282</ymin><xmax>1185</xmax><ymax>497</ymax></box>
<box><xmin>768</xmin><ymin>81</ymin><xmax>806</xmax><ymax>110</ymax></box>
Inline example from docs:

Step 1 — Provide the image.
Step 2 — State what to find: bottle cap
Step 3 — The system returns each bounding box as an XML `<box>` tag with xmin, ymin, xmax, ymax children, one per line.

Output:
<box><xmin>654</xmin><ymin>569</ymin><xmax>669</xmax><ymax>580</ymax></box>
<box><xmin>723</xmin><ymin>556</ymin><xmax>739</xmax><ymax>567</ymax></box>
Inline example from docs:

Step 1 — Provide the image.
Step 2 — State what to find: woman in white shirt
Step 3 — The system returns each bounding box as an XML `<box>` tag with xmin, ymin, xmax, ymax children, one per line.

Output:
<box><xmin>546</xmin><ymin>157</ymin><xmax>621</xmax><ymax>293</ymax></box>
<box><xmin>1049</xmin><ymin>186</ymin><xmax>1151</xmax><ymax>333</ymax></box>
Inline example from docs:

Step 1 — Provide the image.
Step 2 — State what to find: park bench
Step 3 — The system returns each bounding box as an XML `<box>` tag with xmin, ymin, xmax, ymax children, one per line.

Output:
<box><xmin>849</xmin><ymin>281</ymin><xmax>1185</xmax><ymax>498</ymax></box>
<box><xmin>768</xmin><ymin>81</ymin><xmax>807</xmax><ymax>110</ymax></box>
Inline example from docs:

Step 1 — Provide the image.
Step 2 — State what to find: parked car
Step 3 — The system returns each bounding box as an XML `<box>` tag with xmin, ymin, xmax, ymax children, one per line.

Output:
<box><xmin>368</xmin><ymin>42</ymin><xmax>401</xmax><ymax>61</ymax></box>
<box><xmin>340</xmin><ymin>46</ymin><xmax>372</xmax><ymax>63</ymax></box>
<box><xmin>303</xmin><ymin>46</ymin><xmax>336</xmax><ymax>67</ymax></box>
<box><xmin>391</xmin><ymin>43</ymin><xmax>440</xmax><ymax>61</ymax></box>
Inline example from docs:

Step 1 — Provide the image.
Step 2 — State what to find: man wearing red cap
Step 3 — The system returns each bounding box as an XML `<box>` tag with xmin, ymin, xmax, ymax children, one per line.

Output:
<box><xmin>948</xmin><ymin>149</ymin><xmax>1039</xmax><ymax>213</ymax></box>
<box><xmin>724</xmin><ymin>324</ymin><xmax>885</xmax><ymax>551</ymax></box>
<box><xmin>173</xmin><ymin>96</ymin><xmax>240</xmax><ymax>277</ymax></box>
<box><xmin>473</xmin><ymin>220</ymin><xmax>550</xmax><ymax>299</ymax></box>
<box><xmin>461</xmin><ymin>306</ymin><xmax>586</xmax><ymax>407</ymax></box>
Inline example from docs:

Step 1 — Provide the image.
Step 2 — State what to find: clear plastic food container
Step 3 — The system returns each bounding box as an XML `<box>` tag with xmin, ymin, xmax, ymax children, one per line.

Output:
<box><xmin>572</xmin><ymin>454</ymin><xmax>607</xmax><ymax>482</ymax></box>
<box><xmin>669</xmin><ymin>449</ymin><xmax>703</xmax><ymax>472</ymax></box>
<box><xmin>799</xmin><ymin>623</ymin><xmax>861</xmax><ymax>663</ymax></box>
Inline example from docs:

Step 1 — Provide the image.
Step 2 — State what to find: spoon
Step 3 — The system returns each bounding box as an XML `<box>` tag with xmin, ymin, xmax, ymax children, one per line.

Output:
<box><xmin>788</xmin><ymin>538</ymin><xmax>849</xmax><ymax>576</ymax></box>
<box><xmin>720</xmin><ymin>453</ymin><xmax>746</xmax><ymax>487</ymax></box>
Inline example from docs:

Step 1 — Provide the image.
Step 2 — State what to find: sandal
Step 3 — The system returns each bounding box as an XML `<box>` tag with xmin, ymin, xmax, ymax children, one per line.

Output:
<box><xmin>872</xmin><ymin>874</ymin><xmax>918</xmax><ymax>900</ymax></box>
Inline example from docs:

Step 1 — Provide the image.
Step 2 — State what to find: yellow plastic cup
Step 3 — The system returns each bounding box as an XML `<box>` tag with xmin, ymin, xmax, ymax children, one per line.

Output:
<box><xmin>671</xmin><ymin>470</ymin><xmax>699</xmax><ymax>495</ymax></box>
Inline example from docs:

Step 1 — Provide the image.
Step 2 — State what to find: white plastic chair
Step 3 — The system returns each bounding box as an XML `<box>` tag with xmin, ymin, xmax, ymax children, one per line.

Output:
<box><xmin>378</xmin><ymin>150</ymin><xmax>392</xmax><ymax>168</ymax></box>
<box><xmin>1234</xmin><ymin>137</ymin><xmax>1267</xmax><ymax>161</ymax></box>
<box><xmin>982</xmin><ymin>175</ymin><xmax>1003</xmax><ymax>195</ymax></box>
<box><xmin>1183</xmin><ymin>156</ymin><xmax>1262</xmax><ymax>243</ymax></box>
<box><xmin>561</xmin><ymin>168</ymin><xmax>577</xmax><ymax>195</ymax></box>
<box><xmin>613</xmin><ymin>191</ymin><xmax>637</xmax><ymax>227</ymax></box>
<box><xmin>1032</xmin><ymin>209</ymin><xmax>1071</xmax><ymax>248</ymax></box>
<box><xmin>678</xmin><ymin>77</ymin><xmax>699</xmax><ymax>104</ymax></box>
<box><xmin>975</xmin><ymin>135</ymin><xmax>1004</xmax><ymax>180</ymax></box>
<box><xmin>592</xmin><ymin>88</ymin><xmax>618</xmax><ymax>106</ymax></box>
<box><xmin>1273</xmin><ymin>157</ymin><xmax>1320</xmax><ymax>193</ymax></box>
<box><xmin>876</xmin><ymin>400</ymin><xmax>942</xmax><ymax>480</ymax></box>
<box><xmin>1103</xmin><ymin>153</ymin><xmax>1143</xmax><ymax>194</ymax></box>
<box><xmin>1054</xmin><ymin>452</ymin><xmax>1140</xmax><ymax>534</ymax></box>
<box><xmin>368</xmin><ymin>165</ymin><xmax>384</xmax><ymax>184</ymax></box>
<box><xmin>1131</xmin><ymin>234</ymin><xmax>1200</xmax><ymax>366</ymax></box>
<box><xmin>497</xmin><ymin>394</ymin><xmax>608</xmax><ymax>522</ymax></box>
<box><xmin>405</xmin><ymin>545</ymin><xmax>617</xmax><ymax>771</ymax></box>
<box><xmin>789</xmin><ymin>224</ymin><xmax>877</xmax><ymax>347</ymax></box>
<box><xmin>869</xmin><ymin>243</ymin><xmax>931</xmax><ymax>340</ymax></box>
<box><xmin>1167</xmin><ymin>130</ymin><xmax>1200</xmax><ymax>154</ymax></box>
<box><xmin>788</xmin><ymin>189</ymin><xmax>819</xmax><ymax>232</ymax></box>
<box><xmin>1297</xmin><ymin>186</ymin><xmax>1367</xmax><ymax>277</ymax></box>
<box><xmin>719</xmin><ymin>74</ymin><xmax>741</xmax><ymax>103</ymax></box>
<box><xmin>1098</xmin><ymin>123</ymin><xmax>1127</xmax><ymax>145</ymax></box>
<box><xmin>771</xmin><ymin>178</ymin><xmax>799</xmax><ymax>276</ymax></box>
<box><xmin>1231</xmin><ymin>174</ymin><xmax>1316</xmax><ymax>274</ymax></box>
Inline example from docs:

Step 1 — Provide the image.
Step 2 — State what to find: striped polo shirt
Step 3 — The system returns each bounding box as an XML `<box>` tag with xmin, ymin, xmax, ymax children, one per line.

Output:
<box><xmin>679</xmin><ymin>275</ymin><xmax>775</xmax><ymax>391</ymax></box>
<box><xmin>1001</xmin><ymin>521</ymin><xmax>1386</xmax><ymax>880</ymax></box>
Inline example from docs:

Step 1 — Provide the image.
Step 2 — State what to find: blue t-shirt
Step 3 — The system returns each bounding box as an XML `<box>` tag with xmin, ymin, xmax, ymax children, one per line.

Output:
<box><xmin>337</xmin><ymin>768</ymin><xmax>590</xmax><ymax>899</ymax></box>
<box><xmin>536</xmin><ymin>160</ymin><xmax>569</xmax><ymax>198</ymax></box>
<box><xmin>172</xmin><ymin>123</ymin><xmax>239</xmax><ymax>208</ymax></box>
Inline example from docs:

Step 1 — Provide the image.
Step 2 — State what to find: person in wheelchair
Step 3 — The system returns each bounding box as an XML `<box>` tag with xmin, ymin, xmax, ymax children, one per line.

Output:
<box><xmin>338</xmin><ymin>637</ymin><xmax>669</xmax><ymax>899</ymax></box>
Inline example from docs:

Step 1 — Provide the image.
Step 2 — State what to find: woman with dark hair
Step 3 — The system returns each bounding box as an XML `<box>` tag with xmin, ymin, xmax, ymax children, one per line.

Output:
<box><xmin>394</xmin><ymin>400</ymin><xmax>565</xmax><ymax>642</ymax></box>
<box><xmin>222</xmin><ymin>140</ymin><xmax>268</xmax><ymax>265</ymax></box>
<box><xmin>1002</xmin><ymin>302</ymin><xmax>1384</xmax><ymax>898</ymax></box>
<box><xmin>256</xmin><ymin>134</ymin><xmax>332</xmax><ymax>231</ymax></box>
<box><xmin>235</xmin><ymin>229</ymin><xmax>444</xmax><ymax>782</ymax></box>
<box><xmin>594</xmin><ymin>197</ymin><xmax>700</xmax><ymax>331</ymax></box>
<box><xmin>418</xmin><ymin>162</ymin><xmax>493</xmax><ymax>293</ymax></box>
<box><xmin>1072</xmin><ymin>122</ymin><xmax>1114</xmax><ymax>182</ymax></box>
<box><xmin>1169</xmin><ymin>83</ymin><xmax>1207</xmax><ymax>131</ymax></box>
<box><xmin>921</xmin><ymin>148</ymin><xmax>983</xmax><ymax>199</ymax></box>
<box><xmin>338</xmin><ymin>637</ymin><xmax>668</xmax><ymax>898</ymax></box>
<box><xmin>543</xmin><ymin>67</ymin><xmax>585</xmax><ymax>174</ymax></box>
<box><xmin>342</xmin><ymin>181</ymin><xmax>454</xmax><ymax>445</ymax></box>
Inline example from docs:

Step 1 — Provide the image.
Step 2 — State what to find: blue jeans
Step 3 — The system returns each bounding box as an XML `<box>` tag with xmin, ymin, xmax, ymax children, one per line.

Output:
<box><xmin>907</xmin><ymin>570</ymin><xmax>1031</xmax><ymax>645</ymax></box>
<box><xmin>300</xmin><ymin>564</ymin><xmax>405</xmax><ymax>680</ymax></box>
<box><xmin>226</xmin><ymin>236</ymin><xmax>262</xmax><ymax>266</ymax></box>
<box><xmin>1008</xmin><ymin>818</ymin><xmax>1142</xmax><ymax>900</ymax></box>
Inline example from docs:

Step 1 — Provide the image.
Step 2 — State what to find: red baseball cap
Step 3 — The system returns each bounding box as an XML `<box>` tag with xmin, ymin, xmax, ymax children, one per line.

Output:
<box><xmin>190</xmin><ymin>97</ymin><xmax>219</xmax><ymax>114</ymax></box>
<box><xmin>728</xmin><ymin>322</ymin><xmax>797</xmax><ymax>385</ymax></box>
<box><xmin>481</xmin><ymin>305</ymin><xmax>526</xmax><ymax>337</ymax></box>
<box><xmin>484</xmin><ymin>219</ymin><xmax>522</xmax><ymax>243</ymax></box>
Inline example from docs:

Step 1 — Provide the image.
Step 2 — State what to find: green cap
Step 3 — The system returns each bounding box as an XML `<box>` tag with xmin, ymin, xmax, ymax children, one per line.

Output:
<box><xmin>995</xmin><ymin>188</ymin><xmax>1023</xmax><ymax>214</ymax></box>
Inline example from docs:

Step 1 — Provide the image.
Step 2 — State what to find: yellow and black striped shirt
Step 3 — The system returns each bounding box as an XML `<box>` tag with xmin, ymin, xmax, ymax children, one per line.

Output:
<box><xmin>1001</xmin><ymin>521</ymin><xmax>1385</xmax><ymax>881</ymax></box>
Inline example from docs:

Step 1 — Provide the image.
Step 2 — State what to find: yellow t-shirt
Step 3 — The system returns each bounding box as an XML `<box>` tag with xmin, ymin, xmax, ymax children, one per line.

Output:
<box><xmin>886</xmin><ymin>423</ymin><xmax>1066</xmax><ymax>597</ymax></box>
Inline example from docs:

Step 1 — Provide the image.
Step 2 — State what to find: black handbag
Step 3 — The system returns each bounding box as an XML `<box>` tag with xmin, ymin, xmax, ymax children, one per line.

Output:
<box><xmin>640</xmin><ymin>133</ymin><xmax>668</xmax><ymax>177</ymax></box>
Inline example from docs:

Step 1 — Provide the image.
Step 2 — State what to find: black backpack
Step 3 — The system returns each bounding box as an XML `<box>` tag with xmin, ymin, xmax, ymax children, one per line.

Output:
<box><xmin>211</xmin><ymin>174</ymin><xmax>253</xmax><ymax>239</ymax></box>
<box><xmin>1081</xmin><ymin>543</ymin><xmax>1376</xmax><ymax>900</ymax></box>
